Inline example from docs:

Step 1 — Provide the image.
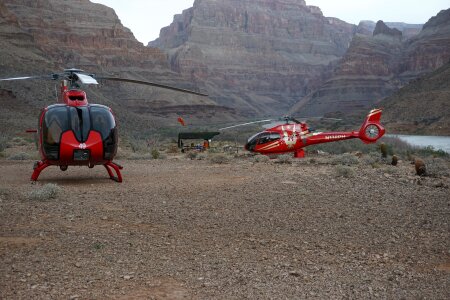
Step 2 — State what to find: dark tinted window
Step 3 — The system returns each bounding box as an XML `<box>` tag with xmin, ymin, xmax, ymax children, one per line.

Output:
<box><xmin>91</xmin><ymin>106</ymin><xmax>116</xmax><ymax>140</ymax></box>
<box><xmin>69</xmin><ymin>107</ymin><xmax>91</xmax><ymax>142</ymax></box>
<box><xmin>43</xmin><ymin>106</ymin><xmax>69</xmax><ymax>160</ymax></box>
<box><xmin>257</xmin><ymin>132</ymin><xmax>280</xmax><ymax>144</ymax></box>
<box><xmin>91</xmin><ymin>106</ymin><xmax>118</xmax><ymax>159</ymax></box>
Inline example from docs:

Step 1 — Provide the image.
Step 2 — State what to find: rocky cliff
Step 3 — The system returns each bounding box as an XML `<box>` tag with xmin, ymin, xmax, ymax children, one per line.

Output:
<box><xmin>356</xmin><ymin>20</ymin><xmax>422</xmax><ymax>39</ymax></box>
<box><xmin>291</xmin><ymin>9</ymin><xmax>450</xmax><ymax>118</ymax></box>
<box><xmin>150</xmin><ymin>0</ymin><xmax>356</xmax><ymax>117</ymax></box>
<box><xmin>0</xmin><ymin>0</ymin><xmax>229</xmax><ymax>137</ymax></box>
<box><xmin>380</xmin><ymin>62</ymin><xmax>450</xmax><ymax>135</ymax></box>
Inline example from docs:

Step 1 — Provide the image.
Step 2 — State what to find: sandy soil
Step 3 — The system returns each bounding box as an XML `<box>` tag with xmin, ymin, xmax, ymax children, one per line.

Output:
<box><xmin>0</xmin><ymin>156</ymin><xmax>449</xmax><ymax>299</ymax></box>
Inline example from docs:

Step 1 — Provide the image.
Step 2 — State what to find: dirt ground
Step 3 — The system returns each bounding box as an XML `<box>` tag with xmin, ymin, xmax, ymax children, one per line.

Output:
<box><xmin>0</xmin><ymin>155</ymin><xmax>449</xmax><ymax>299</ymax></box>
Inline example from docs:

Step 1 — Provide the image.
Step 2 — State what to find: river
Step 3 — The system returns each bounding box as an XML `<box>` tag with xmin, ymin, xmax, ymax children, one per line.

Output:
<box><xmin>386</xmin><ymin>134</ymin><xmax>450</xmax><ymax>153</ymax></box>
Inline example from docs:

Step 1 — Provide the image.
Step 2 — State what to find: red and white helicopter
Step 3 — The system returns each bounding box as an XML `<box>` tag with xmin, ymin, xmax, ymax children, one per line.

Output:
<box><xmin>220</xmin><ymin>109</ymin><xmax>385</xmax><ymax>157</ymax></box>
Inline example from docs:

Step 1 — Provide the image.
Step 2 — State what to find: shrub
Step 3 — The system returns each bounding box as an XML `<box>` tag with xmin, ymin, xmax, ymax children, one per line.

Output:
<box><xmin>331</xmin><ymin>153</ymin><xmax>359</xmax><ymax>166</ymax></box>
<box><xmin>277</xmin><ymin>154</ymin><xmax>292</xmax><ymax>164</ymax></box>
<box><xmin>425</xmin><ymin>158</ymin><xmax>450</xmax><ymax>177</ymax></box>
<box><xmin>380</xmin><ymin>143</ymin><xmax>388</xmax><ymax>158</ymax></box>
<box><xmin>186</xmin><ymin>152</ymin><xmax>198</xmax><ymax>160</ymax></box>
<box><xmin>29</xmin><ymin>184</ymin><xmax>62</xmax><ymax>201</ymax></box>
<box><xmin>335</xmin><ymin>165</ymin><xmax>355</xmax><ymax>178</ymax></box>
<box><xmin>251</xmin><ymin>155</ymin><xmax>270</xmax><ymax>163</ymax></box>
<box><xmin>0</xmin><ymin>135</ymin><xmax>8</xmax><ymax>152</ymax></box>
<box><xmin>391</xmin><ymin>155</ymin><xmax>398</xmax><ymax>166</ymax></box>
<box><xmin>8</xmin><ymin>152</ymin><xmax>31</xmax><ymax>160</ymax></box>
<box><xmin>414</xmin><ymin>158</ymin><xmax>426</xmax><ymax>176</ymax></box>
<box><xmin>196</xmin><ymin>153</ymin><xmax>208</xmax><ymax>160</ymax></box>
<box><xmin>151</xmin><ymin>149</ymin><xmax>160</xmax><ymax>159</ymax></box>
<box><xmin>209</xmin><ymin>154</ymin><xmax>230</xmax><ymax>164</ymax></box>
<box><xmin>362</xmin><ymin>152</ymin><xmax>383</xmax><ymax>167</ymax></box>
<box><xmin>128</xmin><ymin>153</ymin><xmax>153</xmax><ymax>160</ymax></box>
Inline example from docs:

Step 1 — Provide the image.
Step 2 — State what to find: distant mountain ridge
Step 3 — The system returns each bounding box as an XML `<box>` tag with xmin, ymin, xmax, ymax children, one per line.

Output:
<box><xmin>290</xmin><ymin>9</ymin><xmax>450</xmax><ymax>120</ymax></box>
<box><xmin>150</xmin><ymin>0</ymin><xmax>356</xmax><ymax>117</ymax></box>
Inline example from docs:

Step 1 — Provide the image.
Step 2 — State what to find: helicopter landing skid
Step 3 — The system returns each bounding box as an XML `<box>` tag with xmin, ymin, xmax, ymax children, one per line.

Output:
<box><xmin>31</xmin><ymin>160</ymin><xmax>50</xmax><ymax>182</ymax></box>
<box><xmin>104</xmin><ymin>162</ymin><xmax>123</xmax><ymax>183</ymax></box>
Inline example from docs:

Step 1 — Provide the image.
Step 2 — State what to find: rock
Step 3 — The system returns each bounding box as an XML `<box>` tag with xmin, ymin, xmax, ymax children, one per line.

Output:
<box><xmin>290</xmin><ymin>10</ymin><xmax>450</xmax><ymax>119</ymax></box>
<box><xmin>150</xmin><ymin>0</ymin><xmax>356</xmax><ymax>116</ymax></box>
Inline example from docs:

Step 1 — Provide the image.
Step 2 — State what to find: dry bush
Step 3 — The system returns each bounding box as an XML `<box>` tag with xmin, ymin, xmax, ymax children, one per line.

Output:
<box><xmin>8</xmin><ymin>152</ymin><xmax>31</xmax><ymax>160</ymax></box>
<box><xmin>29</xmin><ymin>184</ymin><xmax>62</xmax><ymax>201</ymax></box>
<box><xmin>331</xmin><ymin>153</ymin><xmax>359</xmax><ymax>166</ymax></box>
<box><xmin>414</xmin><ymin>158</ymin><xmax>426</xmax><ymax>176</ymax></box>
<box><xmin>391</xmin><ymin>155</ymin><xmax>398</xmax><ymax>166</ymax></box>
<box><xmin>166</xmin><ymin>144</ymin><xmax>179</xmax><ymax>154</ymax></box>
<box><xmin>186</xmin><ymin>152</ymin><xmax>198</xmax><ymax>160</ymax></box>
<box><xmin>425</xmin><ymin>158</ymin><xmax>450</xmax><ymax>177</ymax></box>
<box><xmin>362</xmin><ymin>152</ymin><xmax>383</xmax><ymax>167</ymax></box>
<box><xmin>209</xmin><ymin>154</ymin><xmax>230</xmax><ymax>164</ymax></box>
<box><xmin>335</xmin><ymin>165</ymin><xmax>355</xmax><ymax>178</ymax></box>
<box><xmin>196</xmin><ymin>153</ymin><xmax>208</xmax><ymax>160</ymax></box>
<box><xmin>277</xmin><ymin>154</ymin><xmax>292</xmax><ymax>164</ymax></box>
<box><xmin>251</xmin><ymin>155</ymin><xmax>270</xmax><ymax>163</ymax></box>
<box><xmin>0</xmin><ymin>135</ymin><xmax>8</xmax><ymax>152</ymax></box>
<box><xmin>128</xmin><ymin>153</ymin><xmax>153</xmax><ymax>160</ymax></box>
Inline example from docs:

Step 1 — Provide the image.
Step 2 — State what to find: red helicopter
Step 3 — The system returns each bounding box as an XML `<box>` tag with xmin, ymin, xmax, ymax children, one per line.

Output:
<box><xmin>220</xmin><ymin>109</ymin><xmax>385</xmax><ymax>157</ymax></box>
<box><xmin>0</xmin><ymin>68</ymin><xmax>207</xmax><ymax>182</ymax></box>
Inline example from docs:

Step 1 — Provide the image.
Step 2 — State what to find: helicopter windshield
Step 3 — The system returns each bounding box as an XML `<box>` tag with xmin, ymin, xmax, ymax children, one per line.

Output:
<box><xmin>42</xmin><ymin>105</ymin><xmax>117</xmax><ymax>160</ymax></box>
<box><xmin>245</xmin><ymin>132</ymin><xmax>280</xmax><ymax>151</ymax></box>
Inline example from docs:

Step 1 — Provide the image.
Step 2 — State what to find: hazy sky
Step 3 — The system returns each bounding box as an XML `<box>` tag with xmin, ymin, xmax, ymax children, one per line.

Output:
<box><xmin>90</xmin><ymin>0</ymin><xmax>449</xmax><ymax>44</ymax></box>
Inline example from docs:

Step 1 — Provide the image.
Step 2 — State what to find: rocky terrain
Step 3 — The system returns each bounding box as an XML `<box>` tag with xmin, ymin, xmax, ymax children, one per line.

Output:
<box><xmin>150</xmin><ymin>0</ymin><xmax>356</xmax><ymax>116</ymax></box>
<box><xmin>0</xmin><ymin>152</ymin><xmax>449</xmax><ymax>299</ymax></box>
<box><xmin>381</xmin><ymin>62</ymin><xmax>450</xmax><ymax>135</ymax></box>
<box><xmin>356</xmin><ymin>20</ymin><xmax>422</xmax><ymax>39</ymax></box>
<box><xmin>0</xmin><ymin>0</ymin><xmax>233</xmax><ymax>138</ymax></box>
<box><xmin>291</xmin><ymin>9</ymin><xmax>450</xmax><ymax>119</ymax></box>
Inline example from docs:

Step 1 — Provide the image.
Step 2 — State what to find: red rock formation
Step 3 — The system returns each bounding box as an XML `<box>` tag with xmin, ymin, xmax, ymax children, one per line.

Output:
<box><xmin>0</xmin><ymin>0</ymin><xmax>229</xmax><ymax>135</ymax></box>
<box><xmin>291</xmin><ymin>10</ymin><xmax>450</xmax><ymax>118</ymax></box>
<box><xmin>150</xmin><ymin>0</ymin><xmax>356</xmax><ymax>116</ymax></box>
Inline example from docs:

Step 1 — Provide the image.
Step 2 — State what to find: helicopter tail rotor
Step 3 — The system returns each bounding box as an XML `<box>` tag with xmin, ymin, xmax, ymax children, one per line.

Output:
<box><xmin>359</xmin><ymin>109</ymin><xmax>385</xmax><ymax>143</ymax></box>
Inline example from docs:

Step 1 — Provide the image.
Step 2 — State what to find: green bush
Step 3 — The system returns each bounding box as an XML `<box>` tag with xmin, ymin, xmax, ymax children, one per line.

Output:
<box><xmin>29</xmin><ymin>184</ymin><xmax>62</xmax><ymax>201</ymax></box>
<box><xmin>151</xmin><ymin>149</ymin><xmax>160</xmax><ymax>159</ymax></box>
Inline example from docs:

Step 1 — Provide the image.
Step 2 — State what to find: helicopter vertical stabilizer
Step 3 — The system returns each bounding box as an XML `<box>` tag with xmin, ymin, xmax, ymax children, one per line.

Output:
<box><xmin>358</xmin><ymin>109</ymin><xmax>385</xmax><ymax>144</ymax></box>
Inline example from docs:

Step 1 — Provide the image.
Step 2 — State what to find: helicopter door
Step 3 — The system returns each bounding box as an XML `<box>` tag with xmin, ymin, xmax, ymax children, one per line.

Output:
<box><xmin>42</xmin><ymin>106</ymin><xmax>70</xmax><ymax>160</ymax></box>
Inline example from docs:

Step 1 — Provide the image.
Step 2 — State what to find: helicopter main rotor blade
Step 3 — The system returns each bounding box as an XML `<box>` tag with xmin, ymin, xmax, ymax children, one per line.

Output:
<box><xmin>96</xmin><ymin>76</ymin><xmax>208</xmax><ymax>97</ymax></box>
<box><xmin>219</xmin><ymin>119</ymin><xmax>273</xmax><ymax>131</ymax></box>
<box><xmin>0</xmin><ymin>75</ymin><xmax>55</xmax><ymax>81</ymax></box>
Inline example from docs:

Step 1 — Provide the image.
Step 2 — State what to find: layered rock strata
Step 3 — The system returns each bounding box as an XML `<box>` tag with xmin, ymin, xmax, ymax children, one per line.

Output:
<box><xmin>150</xmin><ymin>0</ymin><xmax>356</xmax><ymax>116</ymax></box>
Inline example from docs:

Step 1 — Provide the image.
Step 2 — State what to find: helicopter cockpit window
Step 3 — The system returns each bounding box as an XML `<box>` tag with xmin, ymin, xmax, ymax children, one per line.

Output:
<box><xmin>91</xmin><ymin>106</ymin><xmax>118</xmax><ymax>160</ymax></box>
<box><xmin>43</xmin><ymin>106</ymin><xmax>70</xmax><ymax>160</ymax></box>
<box><xmin>257</xmin><ymin>132</ymin><xmax>281</xmax><ymax>145</ymax></box>
<box><xmin>69</xmin><ymin>107</ymin><xmax>91</xmax><ymax>142</ymax></box>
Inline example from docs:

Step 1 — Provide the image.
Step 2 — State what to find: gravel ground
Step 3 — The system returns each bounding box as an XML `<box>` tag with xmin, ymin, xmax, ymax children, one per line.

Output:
<box><xmin>0</xmin><ymin>156</ymin><xmax>449</xmax><ymax>299</ymax></box>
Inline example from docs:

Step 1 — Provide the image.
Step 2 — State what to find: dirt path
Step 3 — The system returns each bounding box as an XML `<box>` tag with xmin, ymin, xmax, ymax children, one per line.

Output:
<box><xmin>0</xmin><ymin>158</ymin><xmax>449</xmax><ymax>299</ymax></box>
